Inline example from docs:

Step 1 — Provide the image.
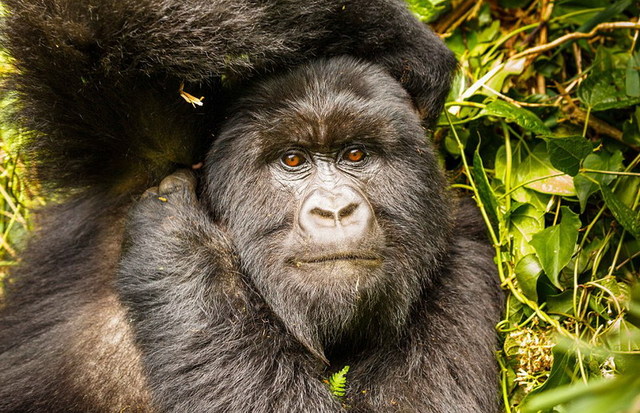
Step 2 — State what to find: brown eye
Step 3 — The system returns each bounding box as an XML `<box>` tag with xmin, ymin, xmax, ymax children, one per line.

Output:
<box><xmin>281</xmin><ymin>152</ymin><xmax>306</xmax><ymax>168</ymax></box>
<box><xmin>343</xmin><ymin>148</ymin><xmax>367</xmax><ymax>163</ymax></box>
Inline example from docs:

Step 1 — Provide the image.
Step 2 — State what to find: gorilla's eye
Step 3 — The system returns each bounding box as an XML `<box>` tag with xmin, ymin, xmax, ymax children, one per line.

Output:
<box><xmin>281</xmin><ymin>151</ymin><xmax>307</xmax><ymax>168</ymax></box>
<box><xmin>343</xmin><ymin>147</ymin><xmax>367</xmax><ymax>163</ymax></box>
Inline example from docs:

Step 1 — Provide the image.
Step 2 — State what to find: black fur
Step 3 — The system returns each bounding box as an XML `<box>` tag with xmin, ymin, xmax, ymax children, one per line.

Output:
<box><xmin>1</xmin><ymin>0</ymin><xmax>456</xmax><ymax>195</ymax></box>
<box><xmin>116</xmin><ymin>58</ymin><xmax>502</xmax><ymax>412</ymax></box>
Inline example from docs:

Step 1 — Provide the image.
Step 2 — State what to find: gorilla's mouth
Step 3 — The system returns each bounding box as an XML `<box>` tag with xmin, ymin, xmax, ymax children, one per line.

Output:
<box><xmin>288</xmin><ymin>253</ymin><xmax>382</xmax><ymax>266</ymax></box>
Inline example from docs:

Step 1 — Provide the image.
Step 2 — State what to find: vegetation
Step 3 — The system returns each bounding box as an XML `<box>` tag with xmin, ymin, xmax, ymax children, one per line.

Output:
<box><xmin>417</xmin><ymin>0</ymin><xmax>640</xmax><ymax>411</ymax></box>
<box><xmin>327</xmin><ymin>366</ymin><xmax>351</xmax><ymax>398</ymax></box>
<box><xmin>1</xmin><ymin>0</ymin><xmax>639</xmax><ymax>411</ymax></box>
<box><xmin>0</xmin><ymin>48</ymin><xmax>41</xmax><ymax>292</ymax></box>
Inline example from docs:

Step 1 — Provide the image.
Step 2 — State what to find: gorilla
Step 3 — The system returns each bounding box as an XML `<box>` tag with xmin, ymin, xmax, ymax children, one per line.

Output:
<box><xmin>0</xmin><ymin>1</ymin><xmax>501</xmax><ymax>412</ymax></box>
<box><xmin>116</xmin><ymin>57</ymin><xmax>503</xmax><ymax>412</ymax></box>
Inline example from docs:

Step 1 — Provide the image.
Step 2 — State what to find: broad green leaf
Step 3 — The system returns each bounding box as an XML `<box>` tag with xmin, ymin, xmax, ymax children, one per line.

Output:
<box><xmin>515</xmin><ymin>145</ymin><xmax>576</xmax><ymax>196</ymax></box>
<box><xmin>508</xmin><ymin>203</ymin><xmax>544</xmax><ymax>259</ymax></box>
<box><xmin>530</xmin><ymin>207</ymin><xmax>581</xmax><ymax>290</ymax></box>
<box><xmin>626</xmin><ymin>53</ymin><xmax>640</xmax><ymax>97</ymax></box>
<box><xmin>405</xmin><ymin>0</ymin><xmax>449</xmax><ymax>23</ymax></box>
<box><xmin>600</xmin><ymin>184</ymin><xmax>640</xmax><ymax>239</ymax></box>
<box><xmin>472</xmin><ymin>149</ymin><xmax>499</xmax><ymax>234</ymax></box>
<box><xmin>515</xmin><ymin>254</ymin><xmax>542</xmax><ymax>301</ymax></box>
<box><xmin>614</xmin><ymin>176</ymin><xmax>640</xmax><ymax>211</ymax></box>
<box><xmin>573</xmin><ymin>150</ymin><xmax>624</xmax><ymax>212</ymax></box>
<box><xmin>481</xmin><ymin>100</ymin><xmax>551</xmax><ymax>135</ymax></box>
<box><xmin>544</xmin><ymin>136</ymin><xmax>593</xmax><ymax>176</ymax></box>
<box><xmin>546</xmin><ymin>290</ymin><xmax>575</xmax><ymax>316</ymax></box>
<box><xmin>578</xmin><ymin>69</ymin><xmax>640</xmax><ymax>111</ymax></box>
<box><xmin>476</xmin><ymin>20</ymin><xmax>501</xmax><ymax>44</ymax></box>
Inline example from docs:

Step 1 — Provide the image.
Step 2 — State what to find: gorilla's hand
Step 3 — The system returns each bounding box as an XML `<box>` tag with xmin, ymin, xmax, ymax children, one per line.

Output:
<box><xmin>117</xmin><ymin>171</ymin><xmax>342</xmax><ymax>412</ymax></box>
<box><xmin>119</xmin><ymin>168</ymin><xmax>243</xmax><ymax>308</ymax></box>
<box><xmin>126</xmin><ymin>169</ymin><xmax>211</xmax><ymax>239</ymax></box>
<box><xmin>141</xmin><ymin>169</ymin><xmax>199</xmax><ymax>209</ymax></box>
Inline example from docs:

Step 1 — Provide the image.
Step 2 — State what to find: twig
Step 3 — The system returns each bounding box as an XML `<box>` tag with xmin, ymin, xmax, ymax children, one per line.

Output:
<box><xmin>433</xmin><ymin>0</ymin><xmax>478</xmax><ymax>34</ymax></box>
<box><xmin>511</xmin><ymin>22</ymin><xmax>640</xmax><ymax>60</ymax></box>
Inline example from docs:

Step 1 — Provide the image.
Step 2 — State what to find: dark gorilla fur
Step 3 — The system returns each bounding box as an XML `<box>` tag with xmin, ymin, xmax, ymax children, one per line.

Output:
<box><xmin>0</xmin><ymin>1</ymin><xmax>501</xmax><ymax>412</ymax></box>
<box><xmin>118</xmin><ymin>58</ymin><xmax>502</xmax><ymax>412</ymax></box>
<box><xmin>1</xmin><ymin>0</ymin><xmax>455</xmax><ymax>194</ymax></box>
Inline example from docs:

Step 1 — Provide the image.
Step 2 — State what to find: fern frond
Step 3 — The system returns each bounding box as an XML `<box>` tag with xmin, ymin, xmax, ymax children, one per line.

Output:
<box><xmin>328</xmin><ymin>365</ymin><xmax>350</xmax><ymax>398</ymax></box>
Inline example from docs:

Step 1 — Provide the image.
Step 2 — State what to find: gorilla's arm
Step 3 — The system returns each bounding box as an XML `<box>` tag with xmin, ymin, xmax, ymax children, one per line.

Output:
<box><xmin>117</xmin><ymin>171</ymin><xmax>343</xmax><ymax>413</ymax></box>
<box><xmin>2</xmin><ymin>0</ymin><xmax>455</xmax><ymax>195</ymax></box>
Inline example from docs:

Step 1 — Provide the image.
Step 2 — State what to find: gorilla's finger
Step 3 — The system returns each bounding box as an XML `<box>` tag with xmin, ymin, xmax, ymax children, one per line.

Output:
<box><xmin>158</xmin><ymin>170</ymin><xmax>197</xmax><ymax>194</ymax></box>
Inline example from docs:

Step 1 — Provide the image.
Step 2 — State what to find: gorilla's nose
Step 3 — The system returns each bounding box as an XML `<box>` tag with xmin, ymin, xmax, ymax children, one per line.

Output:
<box><xmin>298</xmin><ymin>186</ymin><xmax>374</xmax><ymax>244</ymax></box>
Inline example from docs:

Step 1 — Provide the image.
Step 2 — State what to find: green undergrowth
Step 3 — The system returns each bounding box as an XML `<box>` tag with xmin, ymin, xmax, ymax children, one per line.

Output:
<box><xmin>421</xmin><ymin>0</ymin><xmax>640</xmax><ymax>411</ymax></box>
<box><xmin>0</xmin><ymin>50</ymin><xmax>40</xmax><ymax>292</ymax></box>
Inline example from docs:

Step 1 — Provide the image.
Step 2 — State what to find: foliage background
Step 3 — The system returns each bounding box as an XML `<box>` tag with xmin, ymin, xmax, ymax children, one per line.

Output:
<box><xmin>1</xmin><ymin>0</ymin><xmax>639</xmax><ymax>412</ymax></box>
<box><xmin>415</xmin><ymin>0</ymin><xmax>640</xmax><ymax>411</ymax></box>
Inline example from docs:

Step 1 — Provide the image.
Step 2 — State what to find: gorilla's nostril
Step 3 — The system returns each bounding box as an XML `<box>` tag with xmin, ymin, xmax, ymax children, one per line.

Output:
<box><xmin>310</xmin><ymin>207</ymin><xmax>334</xmax><ymax>219</ymax></box>
<box><xmin>338</xmin><ymin>203</ymin><xmax>358</xmax><ymax>219</ymax></box>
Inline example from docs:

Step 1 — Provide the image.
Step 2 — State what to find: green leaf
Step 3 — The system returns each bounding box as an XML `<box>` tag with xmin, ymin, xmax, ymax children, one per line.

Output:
<box><xmin>578</xmin><ymin>69</ymin><xmax>640</xmax><ymax>111</ymax></box>
<box><xmin>530</xmin><ymin>207</ymin><xmax>581</xmax><ymax>290</ymax></box>
<box><xmin>515</xmin><ymin>254</ymin><xmax>542</xmax><ymax>301</ymax></box>
<box><xmin>573</xmin><ymin>151</ymin><xmax>624</xmax><ymax>212</ymax></box>
<box><xmin>515</xmin><ymin>145</ymin><xmax>576</xmax><ymax>196</ymax></box>
<box><xmin>327</xmin><ymin>365</ymin><xmax>350</xmax><ymax>398</ymax></box>
<box><xmin>544</xmin><ymin>136</ymin><xmax>593</xmax><ymax>176</ymax></box>
<box><xmin>405</xmin><ymin>0</ymin><xmax>449</xmax><ymax>23</ymax></box>
<box><xmin>481</xmin><ymin>100</ymin><xmax>551</xmax><ymax>135</ymax></box>
<box><xmin>508</xmin><ymin>203</ymin><xmax>544</xmax><ymax>259</ymax></box>
<box><xmin>626</xmin><ymin>52</ymin><xmax>640</xmax><ymax>97</ymax></box>
<box><xmin>472</xmin><ymin>148</ymin><xmax>499</xmax><ymax>234</ymax></box>
<box><xmin>600</xmin><ymin>184</ymin><xmax>640</xmax><ymax>239</ymax></box>
<box><xmin>546</xmin><ymin>290</ymin><xmax>575</xmax><ymax>316</ymax></box>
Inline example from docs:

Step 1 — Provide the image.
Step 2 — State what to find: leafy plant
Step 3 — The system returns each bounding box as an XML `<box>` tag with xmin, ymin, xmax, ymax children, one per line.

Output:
<box><xmin>327</xmin><ymin>365</ymin><xmax>350</xmax><ymax>398</ymax></box>
<box><xmin>431</xmin><ymin>0</ymin><xmax>640</xmax><ymax>411</ymax></box>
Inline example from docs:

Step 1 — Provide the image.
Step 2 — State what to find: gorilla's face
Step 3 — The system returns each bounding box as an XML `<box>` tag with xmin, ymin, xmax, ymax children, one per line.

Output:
<box><xmin>205</xmin><ymin>58</ymin><xmax>453</xmax><ymax>359</ymax></box>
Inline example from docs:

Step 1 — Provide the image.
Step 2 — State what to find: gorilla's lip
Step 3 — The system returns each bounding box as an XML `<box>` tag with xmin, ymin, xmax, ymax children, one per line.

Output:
<box><xmin>288</xmin><ymin>252</ymin><xmax>382</xmax><ymax>266</ymax></box>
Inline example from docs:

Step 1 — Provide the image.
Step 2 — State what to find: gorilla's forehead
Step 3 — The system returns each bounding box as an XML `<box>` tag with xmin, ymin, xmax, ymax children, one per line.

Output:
<box><xmin>257</xmin><ymin>93</ymin><xmax>398</xmax><ymax>150</ymax></box>
<box><xmin>225</xmin><ymin>57</ymin><xmax>424</xmax><ymax>155</ymax></box>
